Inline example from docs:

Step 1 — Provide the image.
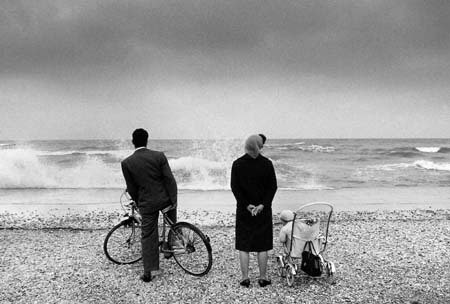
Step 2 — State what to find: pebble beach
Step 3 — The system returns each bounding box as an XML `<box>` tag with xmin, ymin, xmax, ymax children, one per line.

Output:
<box><xmin>1</xmin><ymin>208</ymin><xmax>449</xmax><ymax>304</ymax></box>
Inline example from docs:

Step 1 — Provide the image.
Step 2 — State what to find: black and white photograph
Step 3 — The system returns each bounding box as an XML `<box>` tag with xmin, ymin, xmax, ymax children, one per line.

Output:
<box><xmin>1</xmin><ymin>1</ymin><xmax>449</xmax><ymax>303</ymax></box>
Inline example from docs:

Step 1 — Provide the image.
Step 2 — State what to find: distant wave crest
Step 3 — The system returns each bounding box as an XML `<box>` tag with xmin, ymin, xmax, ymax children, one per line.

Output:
<box><xmin>379</xmin><ymin>146</ymin><xmax>420</xmax><ymax>158</ymax></box>
<box><xmin>382</xmin><ymin>146</ymin><xmax>450</xmax><ymax>156</ymax></box>
<box><xmin>369</xmin><ymin>160</ymin><xmax>450</xmax><ymax>172</ymax></box>
<box><xmin>271</xmin><ymin>143</ymin><xmax>335</xmax><ymax>153</ymax></box>
<box><xmin>415</xmin><ymin>147</ymin><xmax>441</xmax><ymax>153</ymax></box>
<box><xmin>36</xmin><ymin>149</ymin><xmax>132</xmax><ymax>159</ymax></box>
<box><xmin>387</xmin><ymin>151</ymin><xmax>420</xmax><ymax>158</ymax></box>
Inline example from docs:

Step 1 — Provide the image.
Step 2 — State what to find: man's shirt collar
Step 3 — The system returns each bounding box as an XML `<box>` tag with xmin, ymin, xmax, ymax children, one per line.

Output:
<box><xmin>135</xmin><ymin>146</ymin><xmax>147</xmax><ymax>152</ymax></box>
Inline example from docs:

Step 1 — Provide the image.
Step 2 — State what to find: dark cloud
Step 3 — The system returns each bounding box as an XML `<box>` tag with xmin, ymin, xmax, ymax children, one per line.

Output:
<box><xmin>1</xmin><ymin>0</ymin><xmax>450</xmax><ymax>84</ymax></box>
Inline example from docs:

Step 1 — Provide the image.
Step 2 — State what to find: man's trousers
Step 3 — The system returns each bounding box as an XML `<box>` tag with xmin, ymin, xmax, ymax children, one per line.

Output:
<box><xmin>139</xmin><ymin>200</ymin><xmax>177</xmax><ymax>274</ymax></box>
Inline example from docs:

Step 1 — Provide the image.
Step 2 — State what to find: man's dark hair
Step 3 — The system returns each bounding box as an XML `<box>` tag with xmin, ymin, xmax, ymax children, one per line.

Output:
<box><xmin>132</xmin><ymin>128</ymin><xmax>148</xmax><ymax>148</ymax></box>
<box><xmin>258</xmin><ymin>134</ymin><xmax>267</xmax><ymax>145</ymax></box>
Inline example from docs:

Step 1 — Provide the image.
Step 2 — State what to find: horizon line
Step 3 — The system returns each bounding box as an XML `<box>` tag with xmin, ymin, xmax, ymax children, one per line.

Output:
<box><xmin>1</xmin><ymin>137</ymin><xmax>449</xmax><ymax>141</ymax></box>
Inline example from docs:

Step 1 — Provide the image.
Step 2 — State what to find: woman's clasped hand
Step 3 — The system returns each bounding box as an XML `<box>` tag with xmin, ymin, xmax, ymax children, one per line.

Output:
<box><xmin>247</xmin><ymin>204</ymin><xmax>264</xmax><ymax>216</ymax></box>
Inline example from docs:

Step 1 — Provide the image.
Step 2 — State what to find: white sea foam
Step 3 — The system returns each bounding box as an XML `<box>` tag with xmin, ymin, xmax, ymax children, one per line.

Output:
<box><xmin>281</xmin><ymin>184</ymin><xmax>334</xmax><ymax>191</ymax></box>
<box><xmin>169</xmin><ymin>156</ymin><xmax>226</xmax><ymax>171</ymax></box>
<box><xmin>415</xmin><ymin>147</ymin><xmax>441</xmax><ymax>153</ymax></box>
<box><xmin>0</xmin><ymin>149</ymin><xmax>56</xmax><ymax>188</ymax></box>
<box><xmin>169</xmin><ymin>156</ymin><xmax>230</xmax><ymax>190</ymax></box>
<box><xmin>414</xmin><ymin>160</ymin><xmax>450</xmax><ymax>171</ymax></box>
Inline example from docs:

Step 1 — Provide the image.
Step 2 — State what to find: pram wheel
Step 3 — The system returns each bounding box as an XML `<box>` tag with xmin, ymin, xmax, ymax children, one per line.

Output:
<box><xmin>325</xmin><ymin>261</ymin><xmax>335</xmax><ymax>275</ymax></box>
<box><xmin>285</xmin><ymin>264</ymin><xmax>296</xmax><ymax>287</ymax></box>
<box><xmin>276</xmin><ymin>256</ymin><xmax>286</xmax><ymax>277</ymax></box>
<box><xmin>325</xmin><ymin>262</ymin><xmax>336</xmax><ymax>285</ymax></box>
<box><xmin>325</xmin><ymin>261</ymin><xmax>336</xmax><ymax>284</ymax></box>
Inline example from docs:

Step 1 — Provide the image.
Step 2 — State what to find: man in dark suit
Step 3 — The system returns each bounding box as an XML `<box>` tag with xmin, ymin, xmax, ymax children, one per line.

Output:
<box><xmin>121</xmin><ymin>128</ymin><xmax>177</xmax><ymax>282</ymax></box>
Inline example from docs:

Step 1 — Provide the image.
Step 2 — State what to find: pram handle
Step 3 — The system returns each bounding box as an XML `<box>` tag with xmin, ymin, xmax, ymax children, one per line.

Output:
<box><xmin>294</xmin><ymin>202</ymin><xmax>334</xmax><ymax>213</ymax></box>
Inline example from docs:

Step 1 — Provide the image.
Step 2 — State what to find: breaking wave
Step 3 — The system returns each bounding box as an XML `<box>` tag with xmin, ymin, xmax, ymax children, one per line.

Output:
<box><xmin>0</xmin><ymin>148</ymin><xmax>124</xmax><ymax>189</ymax></box>
<box><xmin>0</xmin><ymin>148</ymin><xmax>331</xmax><ymax>190</ymax></box>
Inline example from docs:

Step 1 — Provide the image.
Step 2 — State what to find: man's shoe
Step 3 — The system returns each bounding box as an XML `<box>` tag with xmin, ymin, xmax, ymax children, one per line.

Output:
<box><xmin>140</xmin><ymin>273</ymin><xmax>152</xmax><ymax>283</ymax></box>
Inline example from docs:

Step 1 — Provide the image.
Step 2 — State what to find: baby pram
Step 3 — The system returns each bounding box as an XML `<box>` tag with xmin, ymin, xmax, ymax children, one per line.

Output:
<box><xmin>276</xmin><ymin>202</ymin><xmax>336</xmax><ymax>286</ymax></box>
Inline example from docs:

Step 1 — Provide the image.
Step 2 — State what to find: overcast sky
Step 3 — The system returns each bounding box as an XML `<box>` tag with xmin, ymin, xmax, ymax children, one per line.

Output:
<box><xmin>1</xmin><ymin>0</ymin><xmax>449</xmax><ymax>139</ymax></box>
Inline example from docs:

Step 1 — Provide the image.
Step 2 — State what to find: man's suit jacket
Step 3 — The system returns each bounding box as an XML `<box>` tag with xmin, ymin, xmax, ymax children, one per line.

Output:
<box><xmin>121</xmin><ymin>148</ymin><xmax>177</xmax><ymax>207</ymax></box>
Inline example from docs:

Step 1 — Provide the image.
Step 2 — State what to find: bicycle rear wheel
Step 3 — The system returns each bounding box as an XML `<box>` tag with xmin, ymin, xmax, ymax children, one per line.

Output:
<box><xmin>104</xmin><ymin>218</ymin><xmax>142</xmax><ymax>264</ymax></box>
<box><xmin>168</xmin><ymin>222</ymin><xmax>212</xmax><ymax>276</ymax></box>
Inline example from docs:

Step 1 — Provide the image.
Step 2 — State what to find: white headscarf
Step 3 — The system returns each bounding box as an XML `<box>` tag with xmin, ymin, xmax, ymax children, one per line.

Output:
<box><xmin>245</xmin><ymin>134</ymin><xmax>263</xmax><ymax>158</ymax></box>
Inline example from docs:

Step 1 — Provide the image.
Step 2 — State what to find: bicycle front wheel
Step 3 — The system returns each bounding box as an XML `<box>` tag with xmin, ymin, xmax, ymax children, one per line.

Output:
<box><xmin>168</xmin><ymin>222</ymin><xmax>212</xmax><ymax>276</ymax></box>
<box><xmin>104</xmin><ymin>218</ymin><xmax>142</xmax><ymax>264</ymax></box>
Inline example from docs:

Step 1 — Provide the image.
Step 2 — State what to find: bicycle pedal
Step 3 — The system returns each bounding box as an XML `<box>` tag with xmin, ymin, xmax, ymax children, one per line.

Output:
<box><xmin>160</xmin><ymin>242</ymin><xmax>170</xmax><ymax>253</ymax></box>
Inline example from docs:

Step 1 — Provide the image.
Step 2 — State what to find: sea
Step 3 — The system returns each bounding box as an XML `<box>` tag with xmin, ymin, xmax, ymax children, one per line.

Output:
<box><xmin>1</xmin><ymin>138</ymin><xmax>449</xmax><ymax>214</ymax></box>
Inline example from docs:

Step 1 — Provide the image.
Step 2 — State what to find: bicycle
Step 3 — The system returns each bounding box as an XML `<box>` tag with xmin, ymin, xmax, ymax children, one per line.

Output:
<box><xmin>103</xmin><ymin>191</ymin><xmax>213</xmax><ymax>276</ymax></box>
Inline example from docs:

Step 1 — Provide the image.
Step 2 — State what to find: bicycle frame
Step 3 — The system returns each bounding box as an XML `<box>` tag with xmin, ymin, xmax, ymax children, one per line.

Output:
<box><xmin>159</xmin><ymin>207</ymin><xmax>184</xmax><ymax>255</ymax></box>
<box><xmin>121</xmin><ymin>191</ymin><xmax>181</xmax><ymax>255</ymax></box>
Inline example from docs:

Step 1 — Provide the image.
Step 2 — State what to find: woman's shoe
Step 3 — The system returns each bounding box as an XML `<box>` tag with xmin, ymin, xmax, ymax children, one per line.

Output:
<box><xmin>258</xmin><ymin>279</ymin><xmax>271</xmax><ymax>287</ymax></box>
<box><xmin>239</xmin><ymin>278</ymin><xmax>250</xmax><ymax>288</ymax></box>
<box><xmin>140</xmin><ymin>273</ymin><xmax>152</xmax><ymax>283</ymax></box>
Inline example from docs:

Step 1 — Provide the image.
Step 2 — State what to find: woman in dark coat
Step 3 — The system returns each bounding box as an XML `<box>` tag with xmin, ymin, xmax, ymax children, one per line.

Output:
<box><xmin>231</xmin><ymin>134</ymin><xmax>277</xmax><ymax>287</ymax></box>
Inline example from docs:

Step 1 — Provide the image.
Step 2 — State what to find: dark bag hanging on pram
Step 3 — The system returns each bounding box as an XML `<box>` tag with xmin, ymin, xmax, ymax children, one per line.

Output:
<box><xmin>300</xmin><ymin>241</ymin><xmax>323</xmax><ymax>277</ymax></box>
